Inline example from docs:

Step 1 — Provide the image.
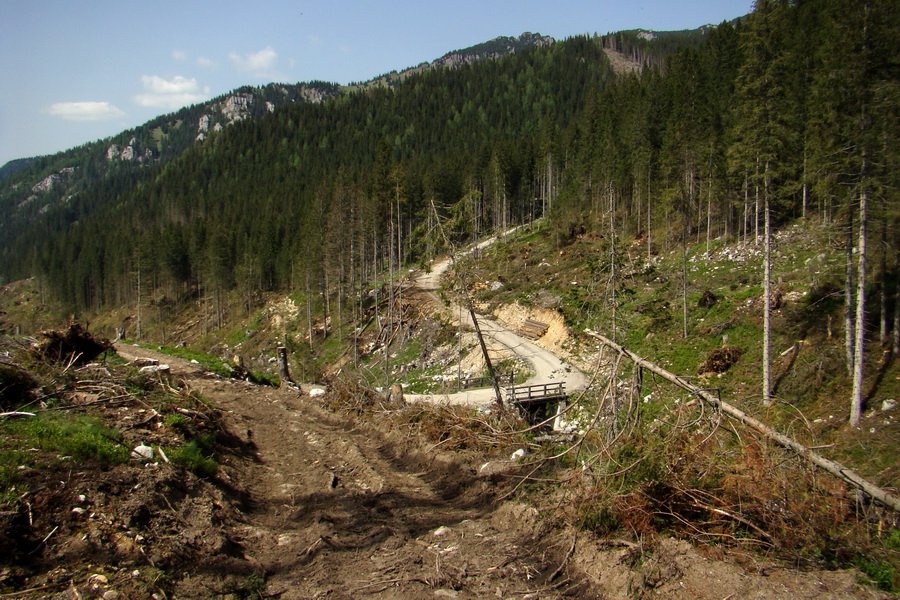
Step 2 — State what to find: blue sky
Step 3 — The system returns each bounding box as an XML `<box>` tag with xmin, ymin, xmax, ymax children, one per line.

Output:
<box><xmin>0</xmin><ymin>0</ymin><xmax>752</xmax><ymax>166</ymax></box>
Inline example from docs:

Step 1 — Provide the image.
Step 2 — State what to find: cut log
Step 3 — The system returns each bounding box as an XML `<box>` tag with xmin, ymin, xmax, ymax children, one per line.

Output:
<box><xmin>519</xmin><ymin>319</ymin><xmax>549</xmax><ymax>340</ymax></box>
<box><xmin>584</xmin><ymin>329</ymin><xmax>900</xmax><ymax>513</ymax></box>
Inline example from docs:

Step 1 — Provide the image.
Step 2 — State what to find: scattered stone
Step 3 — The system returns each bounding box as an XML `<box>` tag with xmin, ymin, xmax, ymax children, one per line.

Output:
<box><xmin>433</xmin><ymin>526</ymin><xmax>452</xmax><ymax>537</ymax></box>
<box><xmin>139</xmin><ymin>364</ymin><xmax>170</xmax><ymax>376</ymax></box>
<box><xmin>131</xmin><ymin>444</ymin><xmax>154</xmax><ymax>460</ymax></box>
<box><xmin>511</xmin><ymin>449</ymin><xmax>526</xmax><ymax>461</ymax></box>
<box><xmin>128</xmin><ymin>358</ymin><xmax>159</xmax><ymax>367</ymax></box>
<box><xmin>309</xmin><ymin>388</ymin><xmax>326</xmax><ymax>397</ymax></box>
<box><xmin>882</xmin><ymin>399</ymin><xmax>896</xmax><ymax>412</ymax></box>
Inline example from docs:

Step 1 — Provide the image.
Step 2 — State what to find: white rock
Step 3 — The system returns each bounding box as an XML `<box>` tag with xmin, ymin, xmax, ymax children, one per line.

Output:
<box><xmin>432</xmin><ymin>526</ymin><xmax>452</xmax><ymax>537</ymax></box>
<box><xmin>882</xmin><ymin>399</ymin><xmax>896</xmax><ymax>412</ymax></box>
<box><xmin>131</xmin><ymin>444</ymin><xmax>154</xmax><ymax>460</ymax></box>
<box><xmin>309</xmin><ymin>388</ymin><xmax>326</xmax><ymax>397</ymax></box>
<box><xmin>511</xmin><ymin>449</ymin><xmax>526</xmax><ymax>461</ymax></box>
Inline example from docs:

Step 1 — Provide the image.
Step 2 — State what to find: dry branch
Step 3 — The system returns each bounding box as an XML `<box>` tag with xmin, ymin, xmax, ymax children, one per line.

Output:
<box><xmin>0</xmin><ymin>411</ymin><xmax>35</xmax><ymax>419</ymax></box>
<box><xmin>584</xmin><ymin>329</ymin><xmax>900</xmax><ymax>513</ymax></box>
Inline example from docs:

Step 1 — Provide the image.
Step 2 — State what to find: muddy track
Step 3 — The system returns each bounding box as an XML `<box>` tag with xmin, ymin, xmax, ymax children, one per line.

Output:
<box><xmin>114</xmin><ymin>344</ymin><xmax>593</xmax><ymax>598</ymax></box>
<box><xmin>105</xmin><ymin>338</ymin><xmax>893</xmax><ymax>600</ymax></box>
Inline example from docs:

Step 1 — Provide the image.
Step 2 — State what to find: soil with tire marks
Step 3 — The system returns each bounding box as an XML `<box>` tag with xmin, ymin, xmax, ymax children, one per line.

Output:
<box><xmin>111</xmin><ymin>345</ymin><xmax>595</xmax><ymax>599</ymax></box>
<box><xmin>4</xmin><ymin>343</ymin><xmax>888</xmax><ymax>599</ymax></box>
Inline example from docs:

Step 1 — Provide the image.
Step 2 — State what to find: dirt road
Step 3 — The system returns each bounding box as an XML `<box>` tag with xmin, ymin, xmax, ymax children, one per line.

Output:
<box><xmin>114</xmin><ymin>343</ymin><xmax>596</xmax><ymax>598</ymax></box>
<box><xmin>106</xmin><ymin>344</ymin><xmax>888</xmax><ymax>600</ymax></box>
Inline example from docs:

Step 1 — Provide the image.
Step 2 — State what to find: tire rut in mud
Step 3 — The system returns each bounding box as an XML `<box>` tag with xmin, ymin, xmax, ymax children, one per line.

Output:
<box><xmin>174</xmin><ymin>374</ymin><xmax>589</xmax><ymax>600</ymax></box>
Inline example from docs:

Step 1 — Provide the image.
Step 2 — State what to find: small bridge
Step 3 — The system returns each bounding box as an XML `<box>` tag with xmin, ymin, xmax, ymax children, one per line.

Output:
<box><xmin>506</xmin><ymin>382</ymin><xmax>567</xmax><ymax>429</ymax></box>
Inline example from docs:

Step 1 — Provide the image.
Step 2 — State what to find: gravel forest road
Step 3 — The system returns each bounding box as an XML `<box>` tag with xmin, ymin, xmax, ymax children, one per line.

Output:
<box><xmin>405</xmin><ymin>242</ymin><xmax>589</xmax><ymax>408</ymax></box>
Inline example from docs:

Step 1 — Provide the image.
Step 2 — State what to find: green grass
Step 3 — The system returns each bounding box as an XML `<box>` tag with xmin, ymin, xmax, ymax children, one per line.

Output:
<box><xmin>3</xmin><ymin>414</ymin><xmax>129</xmax><ymax>464</ymax></box>
<box><xmin>133</xmin><ymin>343</ymin><xmax>232</xmax><ymax>377</ymax></box>
<box><xmin>0</xmin><ymin>448</ymin><xmax>28</xmax><ymax>503</ymax></box>
<box><xmin>167</xmin><ymin>438</ymin><xmax>219</xmax><ymax>478</ymax></box>
<box><xmin>0</xmin><ymin>414</ymin><xmax>130</xmax><ymax>503</ymax></box>
<box><xmin>855</xmin><ymin>555</ymin><xmax>898</xmax><ymax>592</ymax></box>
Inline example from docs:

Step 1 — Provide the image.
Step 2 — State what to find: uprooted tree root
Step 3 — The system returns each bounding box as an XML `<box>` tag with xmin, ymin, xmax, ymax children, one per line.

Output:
<box><xmin>698</xmin><ymin>345</ymin><xmax>744</xmax><ymax>375</ymax></box>
<box><xmin>31</xmin><ymin>322</ymin><xmax>112</xmax><ymax>366</ymax></box>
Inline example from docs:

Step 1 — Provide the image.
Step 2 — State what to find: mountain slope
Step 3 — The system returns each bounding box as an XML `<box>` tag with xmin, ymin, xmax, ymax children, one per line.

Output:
<box><xmin>0</xmin><ymin>32</ymin><xmax>558</xmax><ymax>207</ymax></box>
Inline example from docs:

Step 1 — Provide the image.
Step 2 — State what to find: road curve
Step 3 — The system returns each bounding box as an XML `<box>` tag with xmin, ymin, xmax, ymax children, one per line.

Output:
<box><xmin>405</xmin><ymin>237</ymin><xmax>588</xmax><ymax>408</ymax></box>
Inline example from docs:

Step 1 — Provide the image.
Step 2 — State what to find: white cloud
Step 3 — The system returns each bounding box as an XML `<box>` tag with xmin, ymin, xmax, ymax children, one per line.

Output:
<box><xmin>133</xmin><ymin>75</ymin><xmax>210</xmax><ymax>109</ymax></box>
<box><xmin>172</xmin><ymin>50</ymin><xmax>187</xmax><ymax>61</ymax></box>
<box><xmin>196</xmin><ymin>56</ymin><xmax>217</xmax><ymax>68</ymax></box>
<box><xmin>46</xmin><ymin>101</ymin><xmax>125</xmax><ymax>121</ymax></box>
<box><xmin>229</xmin><ymin>46</ymin><xmax>279</xmax><ymax>77</ymax></box>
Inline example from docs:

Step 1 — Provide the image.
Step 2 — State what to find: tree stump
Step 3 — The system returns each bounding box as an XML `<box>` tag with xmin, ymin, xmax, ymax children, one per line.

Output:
<box><xmin>276</xmin><ymin>347</ymin><xmax>294</xmax><ymax>386</ymax></box>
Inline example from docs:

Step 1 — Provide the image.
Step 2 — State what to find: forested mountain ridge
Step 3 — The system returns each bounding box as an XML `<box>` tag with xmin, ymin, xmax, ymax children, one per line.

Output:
<box><xmin>0</xmin><ymin>33</ymin><xmax>624</xmax><ymax>301</ymax></box>
<box><xmin>0</xmin><ymin>81</ymin><xmax>341</xmax><ymax>249</ymax></box>
<box><xmin>0</xmin><ymin>30</ymin><xmax>567</xmax><ymax>252</ymax></box>
<box><xmin>348</xmin><ymin>31</ymin><xmax>557</xmax><ymax>89</ymax></box>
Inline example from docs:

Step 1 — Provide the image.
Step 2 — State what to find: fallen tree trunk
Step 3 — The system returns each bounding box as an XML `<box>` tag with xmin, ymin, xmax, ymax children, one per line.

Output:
<box><xmin>584</xmin><ymin>329</ymin><xmax>900</xmax><ymax>513</ymax></box>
